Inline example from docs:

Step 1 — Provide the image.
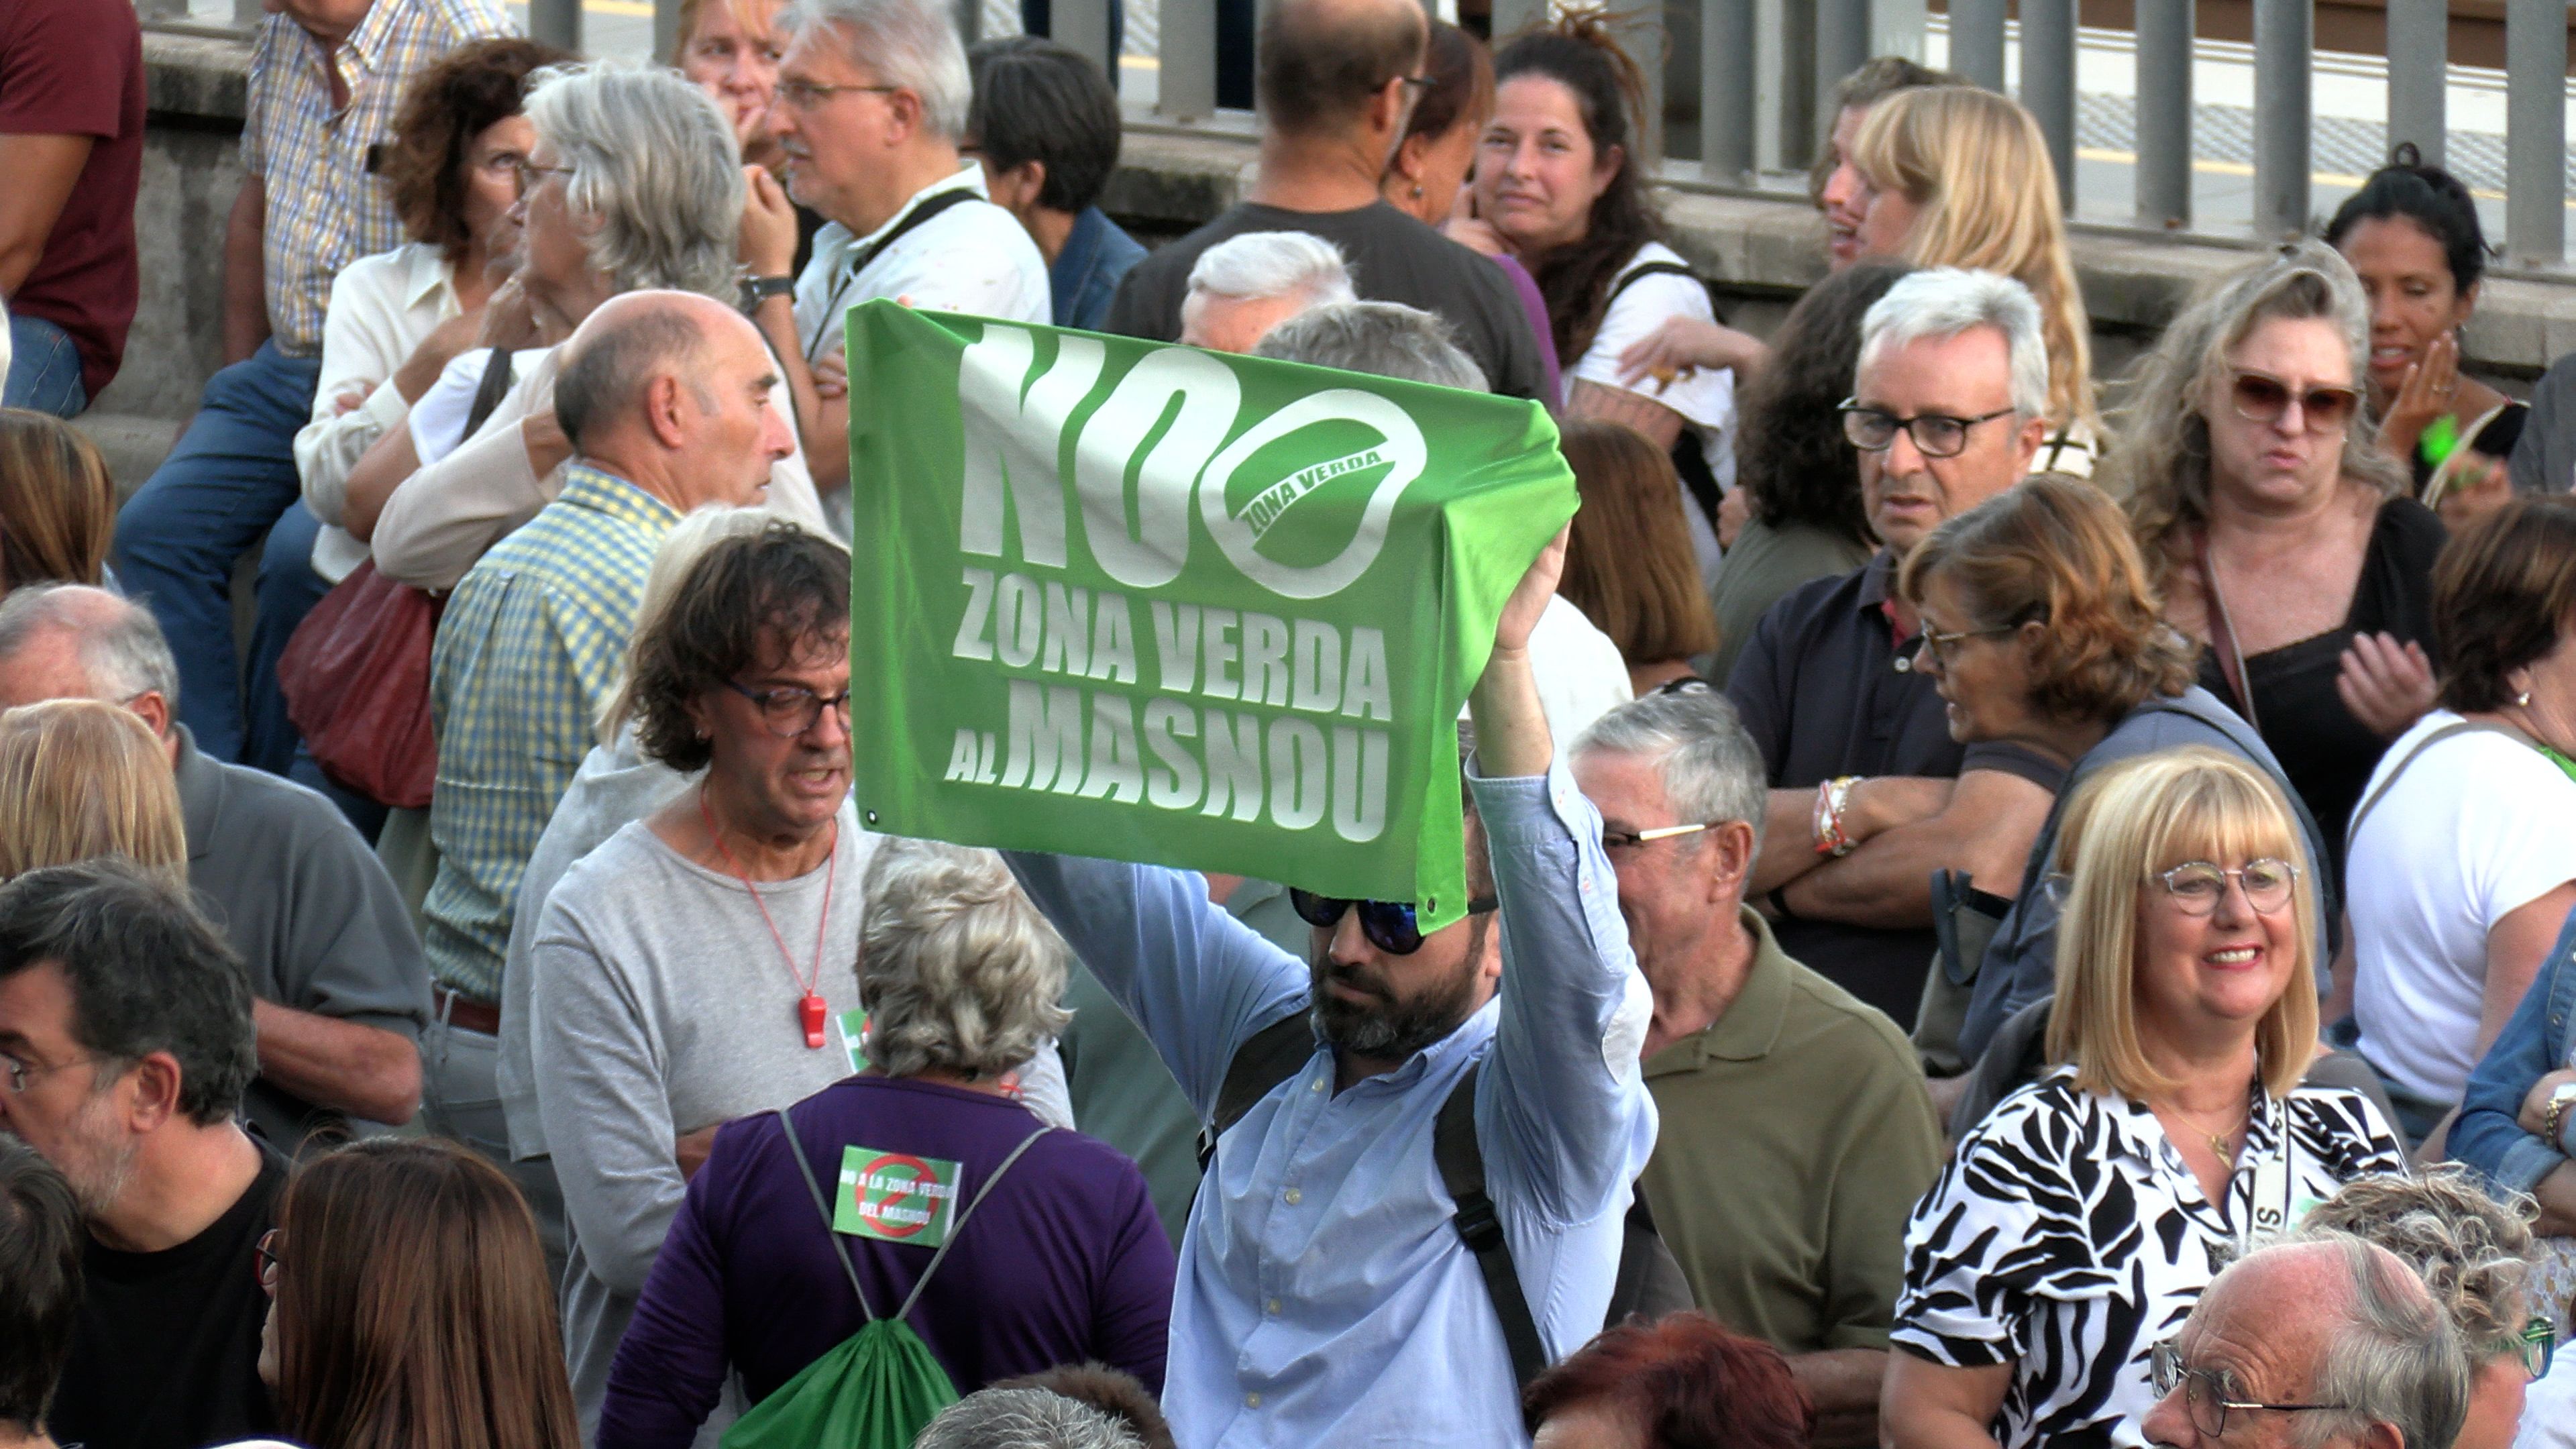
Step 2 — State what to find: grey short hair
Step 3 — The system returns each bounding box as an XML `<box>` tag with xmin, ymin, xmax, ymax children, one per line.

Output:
<box><xmin>780</xmin><ymin>0</ymin><xmax>973</xmax><ymax>139</ymax></box>
<box><xmin>858</xmin><ymin>839</ymin><xmax>1073</xmax><ymax>1079</ymax></box>
<box><xmin>1857</xmin><ymin>266</ymin><xmax>2049</xmax><ymax>421</ymax></box>
<box><xmin>2298</xmin><ymin>1170</ymin><xmax>2540</xmax><ymax>1361</ymax></box>
<box><xmin>523</xmin><ymin>62</ymin><xmax>745</xmax><ymax>299</ymax></box>
<box><xmin>1254</xmin><ymin>301</ymin><xmax>1487</xmax><ymax>392</ymax></box>
<box><xmin>1571</xmin><ymin>685</ymin><xmax>1769</xmax><ymax>857</ymax></box>
<box><xmin>553</xmin><ymin>294</ymin><xmax>716</xmax><ymax>452</ymax></box>
<box><xmin>1185</xmin><ymin>231</ymin><xmax>1357</xmax><ymax>308</ymax></box>
<box><xmin>0</xmin><ymin>584</ymin><xmax>182</xmax><ymax>714</ymax></box>
<box><xmin>915</xmin><ymin>1388</ymin><xmax>1142</xmax><ymax>1449</ymax></box>
<box><xmin>2262</xmin><ymin>1236</ymin><xmax>2473</xmax><ymax>1449</ymax></box>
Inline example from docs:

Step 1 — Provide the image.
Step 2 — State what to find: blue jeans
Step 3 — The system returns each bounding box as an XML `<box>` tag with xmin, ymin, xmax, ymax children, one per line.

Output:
<box><xmin>4</xmin><ymin>313</ymin><xmax>90</xmax><ymax>417</ymax></box>
<box><xmin>111</xmin><ymin>339</ymin><xmax>325</xmax><ymax>771</ymax></box>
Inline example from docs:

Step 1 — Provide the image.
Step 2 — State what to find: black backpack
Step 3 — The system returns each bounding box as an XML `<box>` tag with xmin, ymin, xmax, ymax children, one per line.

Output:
<box><xmin>1202</xmin><ymin>1012</ymin><xmax>1693</xmax><ymax>1388</ymax></box>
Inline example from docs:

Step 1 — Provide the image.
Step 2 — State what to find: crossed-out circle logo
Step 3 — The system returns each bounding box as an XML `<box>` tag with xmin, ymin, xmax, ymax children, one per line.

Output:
<box><xmin>835</xmin><ymin>1145</ymin><xmax>959</xmax><ymax>1246</ymax></box>
<box><xmin>1198</xmin><ymin>390</ymin><xmax>1429</xmax><ymax>601</ymax></box>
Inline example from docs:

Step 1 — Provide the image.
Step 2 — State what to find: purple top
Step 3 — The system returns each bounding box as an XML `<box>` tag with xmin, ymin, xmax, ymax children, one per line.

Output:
<box><xmin>596</xmin><ymin>1076</ymin><xmax>1176</xmax><ymax>1448</ymax></box>
<box><xmin>1492</xmin><ymin>253</ymin><xmax>1562</xmax><ymax>408</ymax></box>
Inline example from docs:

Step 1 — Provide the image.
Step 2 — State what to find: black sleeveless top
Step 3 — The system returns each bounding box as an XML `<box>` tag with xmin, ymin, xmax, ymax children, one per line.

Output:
<box><xmin>2194</xmin><ymin>496</ymin><xmax>2447</xmax><ymax>880</ymax></box>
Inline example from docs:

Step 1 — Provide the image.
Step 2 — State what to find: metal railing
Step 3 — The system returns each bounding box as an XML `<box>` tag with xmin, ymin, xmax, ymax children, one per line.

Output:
<box><xmin>134</xmin><ymin>0</ymin><xmax>2576</xmax><ymax>265</ymax></box>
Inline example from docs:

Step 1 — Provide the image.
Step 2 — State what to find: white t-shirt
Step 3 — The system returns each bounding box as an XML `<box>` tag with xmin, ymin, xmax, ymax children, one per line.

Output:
<box><xmin>1568</xmin><ymin>241</ymin><xmax>1737</xmax><ymax>584</ymax></box>
<box><xmin>2349</xmin><ymin>710</ymin><xmax>2576</xmax><ymax>1105</ymax></box>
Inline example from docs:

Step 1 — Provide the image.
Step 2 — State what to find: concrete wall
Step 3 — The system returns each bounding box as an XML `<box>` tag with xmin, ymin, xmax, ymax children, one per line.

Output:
<box><xmin>103</xmin><ymin>30</ymin><xmax>2576</xmax><ymax>482</ymax></box>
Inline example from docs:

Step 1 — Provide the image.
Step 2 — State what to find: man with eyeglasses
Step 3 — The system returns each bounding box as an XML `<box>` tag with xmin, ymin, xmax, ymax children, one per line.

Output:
<box><xmin>422</xmin><ymin>292</ymin><xmax>790</xmax><ymax>1199</ymax></box>
<box><xmin>749</xmin><ymin>0</ymin><xmax>1051</xmax><ymax>496</ymax></box>
<box><xmin>0</xmin><ymin>861</ymin><xmax>286</xmax><ymax>1449</ymax></box>
<box><xmin>1722</xmin><ymin>266</ymin><xmax>2066</xmax><ymax>1036</ymax></box>
<box><xmin>1004</xmin><ymin>529</ymin><xmax>1656</xmax><ymax>1447</ymax></box>
<box><xmin>1565</xmin><ymin>684</ymin><xmax>1941</xmax><ymax>1449</ymax></box>
<box><xmin>2141</xmin><ymin>1236</ymin><xmax>2470</xmax><ymax>1449</ymax></box>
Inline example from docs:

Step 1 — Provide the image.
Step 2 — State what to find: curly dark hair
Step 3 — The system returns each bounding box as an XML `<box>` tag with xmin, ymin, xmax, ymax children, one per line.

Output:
<box><xmin>381</xmin><ymin>37</ymin><xmax>572</xmax><ymax>261</ymax></box>
<box><xmin>2325</xmin><ymin>142</ymin><xmax>2492</xmax><ymax>297</ymax></box>
<box><xmin>629</xmin><ymin>522</ymin><xmax>851</xmax><ymax>773</ymax></box>
<box><xmin>1493</xmin><ymin>7</ymin><xmax>1666</xmax><ymax>366</ymax></box>
<box><xmin>1732</xmin><ymin>259</ymin><xmax>1909</xmax><ymax>546</ymax></box>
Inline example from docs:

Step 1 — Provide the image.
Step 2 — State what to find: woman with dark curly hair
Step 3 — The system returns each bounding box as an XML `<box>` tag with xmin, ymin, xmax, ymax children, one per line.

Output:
<box><xmin>1523</xmin><ymin>1313</ymin><xmax>1815</xmax><ymax>1449</ymax></box>
<box><xmin>2327</xmin><ymin>144</ymin><xmax>2520</xmax><ymax>519</ymax></box>
<box><xmin>1705</xmin><ymin>260</ymin><xmax>1909</xmax><ymax>684</ymax></box>
<box><xmin>291</xmin><ymin>37</ymin><xmax>570</xmax><ymax>592</ymax></box>
<box><xmin>1461</xmin><ymin>9</ymin><xmax>1740</xmax><ymax>576</ymax></box>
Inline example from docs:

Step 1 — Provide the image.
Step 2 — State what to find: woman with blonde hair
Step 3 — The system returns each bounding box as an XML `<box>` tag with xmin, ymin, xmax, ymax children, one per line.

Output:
<box><xmin>1885</xmin><ymin>747</ymin><xmax>2407</xmax><ymax>1449</ymax></box>
<box><xmin>0</xmin><ymin>698</ymin><xmax>186</xmax><ymax>885</ymax></box>
<box><xmin>0</xmin><ymin>409</ymin><xmax>117</xmax><ymax>594</ymax></box>
<box><xmin>1844</xmin><ymin>86</ymin><xmax>2100</xmax><ymax>474</ymax></box>
<box><xmin>2104</xmin><ymin>239</ymin><xmax>2443</xmax><ymax>872</ymax></box>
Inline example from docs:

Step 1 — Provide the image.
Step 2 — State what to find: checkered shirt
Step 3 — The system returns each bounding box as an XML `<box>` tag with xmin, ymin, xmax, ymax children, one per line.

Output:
<box><xmin>242</xmin><ymin>0</ymin><xmax>512</xmax><ymax>356</ymax></box>
<box><xmin>422</xmin><ymin>462</ymin><xmax>678</xmax><ymax>1000</ymax></box>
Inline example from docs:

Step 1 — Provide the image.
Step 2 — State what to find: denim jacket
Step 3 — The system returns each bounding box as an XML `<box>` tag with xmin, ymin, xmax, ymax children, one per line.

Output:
<box><xmin>2450</xmin><ymin>907</ymin><xmax>2576</xmax><ymax>1195</ymax></box>
<box><xmin>1051</xmin><ymin>207</ymin><xmax>1148</xmax><ymax>333</ymax></box>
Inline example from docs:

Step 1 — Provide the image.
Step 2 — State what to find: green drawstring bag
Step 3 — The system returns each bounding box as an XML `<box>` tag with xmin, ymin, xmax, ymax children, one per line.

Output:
<box><xmin>721</xmin><ymin>1110</ymin><xmax>1053</xmax><ymax>1449</ymax></box>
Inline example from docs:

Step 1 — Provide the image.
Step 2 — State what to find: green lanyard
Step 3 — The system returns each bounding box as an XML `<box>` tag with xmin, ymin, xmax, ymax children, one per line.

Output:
<box><xmin>2544</xmin><ymin>745</ymin><xmax>2576</xmax><ymax>786</ymax></box>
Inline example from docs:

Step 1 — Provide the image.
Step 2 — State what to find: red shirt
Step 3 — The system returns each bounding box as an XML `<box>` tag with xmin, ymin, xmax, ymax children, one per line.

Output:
<box><xmin>1</xmin><ymin>0</ymin><xmax>145</xmax><ymax>401</ymax></box>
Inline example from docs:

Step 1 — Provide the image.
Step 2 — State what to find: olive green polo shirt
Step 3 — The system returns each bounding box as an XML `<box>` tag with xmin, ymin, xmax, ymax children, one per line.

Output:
<box><xmin>1639</xmin><ymin>909</ymin><xmax>1944</xmax><ymax>1354</ymax></box>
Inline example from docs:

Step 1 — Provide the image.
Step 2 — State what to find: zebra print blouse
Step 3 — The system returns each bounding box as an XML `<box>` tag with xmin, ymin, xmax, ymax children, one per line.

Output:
<box><xmin>1890</xmin><ymin>1065</ymin><xmax>2407</xmax><ymax>1448</ymax></box>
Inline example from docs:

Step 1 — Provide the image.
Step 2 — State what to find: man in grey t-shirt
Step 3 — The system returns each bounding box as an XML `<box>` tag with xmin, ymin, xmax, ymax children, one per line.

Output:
<box><xmin>0</xmin><ymin>585</ymin><xmax>429</xmax><ymax>1149</ymax></box>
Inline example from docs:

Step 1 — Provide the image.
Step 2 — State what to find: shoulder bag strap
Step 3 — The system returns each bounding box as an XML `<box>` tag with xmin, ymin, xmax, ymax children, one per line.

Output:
<box><xmin>2194</xmin><ymin>529</ymin><xmax>2259</xmax><ymax>733</ymax></box>
<box><xmin>773</xmin><ymin>1108</ymin><xmax>880</xmax><ymax>1322</ymax></box>
<box><xmin>808</xmin><ymin>189</ymin><xmax>985</xmax><ymax>364</ymax></box>
<box><xmin>1201</xmin><ymin>1010</ymin><xmax>1317</xmax><ymax>1171</ymax></box>
<box><xmin>1434</xmin><ymin>1062</ymin><xmax>1549</xmax><ymax>1390</ymax></box>
<box><xmin>1602</xmin><ymin>260</ymin><xmax>1702</xmax><ymax>311</ymax></box>
<box><xmin>2345</xmin><ymin>718</ymin><xmax>2538</xmax><ymax>854</ymax></box>
<box><xmin>462</xmin><ymin>347</ymin><xmax>517</xmax><ymax>440</ymax></box>
<box><xmin>894</xmin><ymin>1124</ymin><xmax>1055</xmax><ymax>1320</ymax></box>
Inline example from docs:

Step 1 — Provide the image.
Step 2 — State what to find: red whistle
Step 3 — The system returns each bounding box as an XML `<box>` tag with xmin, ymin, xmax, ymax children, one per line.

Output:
<box><xmin>800</xmin><ymin>991</ymin><xmax>828</xmax><ymax>1049</ymax></box>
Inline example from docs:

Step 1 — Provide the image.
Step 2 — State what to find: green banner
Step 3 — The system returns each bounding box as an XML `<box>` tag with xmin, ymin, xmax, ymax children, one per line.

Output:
<box><xmin>845</xmin><ymin>301</ymin><xmax>1576</xmax><ymax>927</ymax></box>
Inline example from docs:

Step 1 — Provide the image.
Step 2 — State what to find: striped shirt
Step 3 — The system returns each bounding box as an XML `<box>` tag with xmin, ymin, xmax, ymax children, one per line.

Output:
<box><xmin>423</xmin><ymin>462</ymin><xmax>678</xmax><ymax>1001</ymax></box>
<box><xmin>241</xmin><ymin>0</ymin><xmax>511</xmax><ymax>356</ymax></box>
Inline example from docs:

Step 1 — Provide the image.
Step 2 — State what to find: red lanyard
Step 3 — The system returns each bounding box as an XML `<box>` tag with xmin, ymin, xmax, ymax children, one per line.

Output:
<box><xmin>700</xmin><ymin>787</ymin><xmax>839</xmax><ymax>1049</ymax></box>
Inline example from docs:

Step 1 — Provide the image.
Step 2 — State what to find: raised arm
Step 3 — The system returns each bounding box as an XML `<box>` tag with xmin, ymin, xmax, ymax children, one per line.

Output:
<box><xmin>1470</xmin><ymin>528</ymin><xmax>1657</xmax><ymax>1226</ymax></box>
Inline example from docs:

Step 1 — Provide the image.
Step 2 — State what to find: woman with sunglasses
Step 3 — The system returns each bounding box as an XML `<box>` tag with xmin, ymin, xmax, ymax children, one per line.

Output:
<box><xmin>2300</xmin><ymin>1171</ymin><xmax>2551</xmax><ymax>1449</ymax></box>
<box><xmin>2106</xmin><ymin>239</ymin><xmax>2446</xmax><ymax>886</ymax></box>
<box><xmin>1884</xmin><ymin>747</ymin><xmax>2407</xmax><ymax>1449</ymax></box>
<box><xmin>1895</xmin><ymin>476</ymin><xmax>2328</xmax><ymax>1073</ymax></box>
<box><xmin>252</xmin><ymin>1138</ymin><xmax>582</xmax><ymax>1449</ymax></box>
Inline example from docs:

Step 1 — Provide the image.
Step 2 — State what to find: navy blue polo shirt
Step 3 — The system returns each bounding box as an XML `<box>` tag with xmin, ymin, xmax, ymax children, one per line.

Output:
<box><xmin>1723</xmin><ymin>552</ymin><xmax>2064</xmax><ymax>1027</ymax></box>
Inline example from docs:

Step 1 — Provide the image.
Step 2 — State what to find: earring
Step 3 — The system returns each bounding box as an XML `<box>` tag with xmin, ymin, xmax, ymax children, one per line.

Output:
<box><xmin>2518</xmin><ymin>691</ymin><xmax>2533</xmax><ymax>708</ymax></box>
<box><xmin>1409</xmin><ymin>184</ymin><xmax>1424</xmax><ymax>199</ymax></box>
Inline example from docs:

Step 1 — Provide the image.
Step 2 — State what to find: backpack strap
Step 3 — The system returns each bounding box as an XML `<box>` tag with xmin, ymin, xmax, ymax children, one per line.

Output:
<box><xmin>1199</xmin><ymin>1010</ymin><xmax>1316</xmax><ymax>1171</ymax></box>
<box><xmin>773</xmin><ymin>1108</ymin><xmax>881</xmax><ymax>1322</ymax></box>
<box><xmin>2345</xmin><ymin>719</ymin><xmax>2538</xmax><ymax>855</ymax></box>
<box><xmin>894</xmin><ymin>1124</ymin><xmax>1054</xmax><ymax>1320</ymax></box>
<box><xmin>1434</xmin><ymin>1063</ymin><xmax>1548</xmax><ymax>1389</ymax></box>
<box><xmin>1602</xmin><ymin>260</ymin><xmax>1717</xmax><ymax>320</ymax></box>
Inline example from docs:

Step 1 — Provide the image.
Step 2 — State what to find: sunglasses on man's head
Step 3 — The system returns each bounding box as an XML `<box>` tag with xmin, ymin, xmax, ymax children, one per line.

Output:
<box><xmin>2227</xmin><ymin>371</ymin><xmax>2359</xmax><ymax>433</ymax></box>
<box><xmin>1289</xmin><ymin>889</ymin><xmax>1499</xmax><ymax>955</ymax></box>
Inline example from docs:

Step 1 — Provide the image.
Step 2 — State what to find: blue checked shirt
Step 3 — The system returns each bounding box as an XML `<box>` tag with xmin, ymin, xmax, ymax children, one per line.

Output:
<box><xmin>1006</xmin><ymin>762</ymin><xmax>1660</xmax><ymax>1448</ymax></box>
<box><xmin>242</xmin><ymin>0</ymin><xmax>512</xmax><ymax>356</ymax></box>
<box><xmin>423</xmin><ymin>462</ymin><xmax>678</xmax><ymax>1001</ymax></box>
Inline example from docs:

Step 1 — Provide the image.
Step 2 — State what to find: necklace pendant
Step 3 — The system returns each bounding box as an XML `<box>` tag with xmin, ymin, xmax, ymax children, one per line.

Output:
<box><xmin>800</xmin><ymin>991</ymin><xmax>828</xmax><ymax>1050</ymax></box>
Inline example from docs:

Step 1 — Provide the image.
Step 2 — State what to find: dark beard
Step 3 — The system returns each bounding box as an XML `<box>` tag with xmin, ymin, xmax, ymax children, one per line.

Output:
<box><xmin>1305</xmin><ymin>916</ymin><xmax>1488</xmax><ymax>1061</ymax></box>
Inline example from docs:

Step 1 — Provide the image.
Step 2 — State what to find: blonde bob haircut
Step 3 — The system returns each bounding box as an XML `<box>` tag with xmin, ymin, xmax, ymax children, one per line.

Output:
<box><xmin>1847</xmin><ymin>87</ymin><xmax>2098</xmax><ymax>437</ymax></box>
<box><xmin>858</xmin><ymin>838</ymin><xmax>1073</xmax><ymax>1080</ymax></box>
<box><xmin>0</xmin><ymin>699</ymin><xmax>189</xmax><ymax>888</ymax></box>
<box><xmin>2105</xmin><ymin>239</ymin><xmax>2408</xmax><ymax>594</ymax></box>
<box><xmin>2045</xmin><ymin>746</ymin><xmax>2320</xmax><ymax>1102</ymax></box>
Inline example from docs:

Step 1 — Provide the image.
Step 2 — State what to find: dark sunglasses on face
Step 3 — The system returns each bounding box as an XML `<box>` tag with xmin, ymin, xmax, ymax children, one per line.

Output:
<box><xmin>2228</xmin><ymin>370</ymin><xmax>2359</xmax><ymax>433</ymax></box>
<box><xmin>1289</xmin><ymin>889</ymin><xmax>1500</xmax><ymax>955</ymax></box>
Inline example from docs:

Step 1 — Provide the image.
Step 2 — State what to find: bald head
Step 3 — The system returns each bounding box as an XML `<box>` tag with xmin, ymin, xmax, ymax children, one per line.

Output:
<box><xmin>1258</xmin><ymin>0</ymin><xmax>1426</xmax><ymax>140</ymax></box>
<box><xmin>2147</xmin><ymin>1238</ymin><xmax>2469</xmax><ymax>1449</ymax></box>
<box><xmin>554</xmin><ymin>290</ymin><xmax>735</xmax><ymax>451</ymax></box>
<box><xmin>0</xmin><ymin>584</ymin><xmax>182</xmax><ymax>743</ymax></box>
<box><xmin>551</xmin><ymin>288</ymin><xmax>792</xmax><ymax>511</ymax></box>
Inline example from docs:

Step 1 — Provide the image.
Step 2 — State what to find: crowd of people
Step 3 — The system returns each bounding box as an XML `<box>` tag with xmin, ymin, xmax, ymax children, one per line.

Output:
<box><xmin>5</xmin><ymin>0</ymin><xmax>2576</xmax><ymax>1446</ymax></box>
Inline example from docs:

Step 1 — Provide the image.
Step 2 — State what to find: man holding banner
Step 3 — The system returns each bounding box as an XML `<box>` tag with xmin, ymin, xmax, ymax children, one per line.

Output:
<box><xmin>845</xmin><ymin>296</ymin><xmax>1656</xmax><ymax>1445</ymax></box>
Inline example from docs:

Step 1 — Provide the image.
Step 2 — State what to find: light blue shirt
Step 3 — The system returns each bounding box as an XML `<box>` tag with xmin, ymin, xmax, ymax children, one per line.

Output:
<box><xmin>1008</xmin><ymin>761</ymin><xmax>1658</xmax><ymax>1448</ymax></box>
